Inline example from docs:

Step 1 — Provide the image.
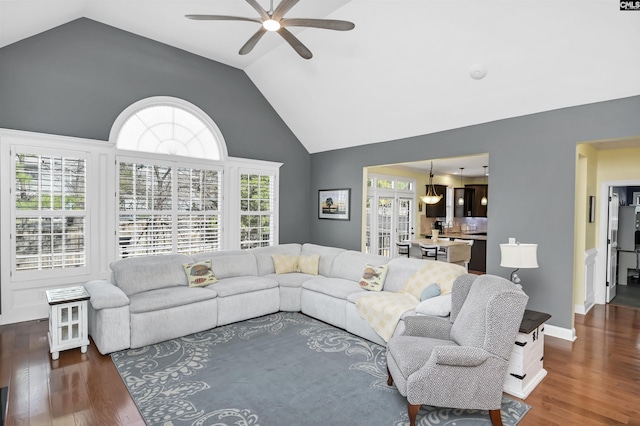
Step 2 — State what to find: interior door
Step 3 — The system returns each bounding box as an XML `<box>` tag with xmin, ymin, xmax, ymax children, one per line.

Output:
<box><xmin>607</xmin><ymin>189</ymin><xmax>619</xmax><ymax>303</ymax></box>
<box><xmin>377</xmin><ymin>197</ymin><xmax>394</xmax><ymax>257</ymax></box>
<box><xmin>396</xmin><ymin>197</ymin><xmax>412</xmax><ymax>242</ymax></box>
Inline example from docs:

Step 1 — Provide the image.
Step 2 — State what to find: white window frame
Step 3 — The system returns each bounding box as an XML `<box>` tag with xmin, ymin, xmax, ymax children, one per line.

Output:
<box><xmin>10</xmin><ymin>145</ymin><xmax>90</xmax><ymax>281</ymax></box>
<box><xmin>110</xmin><ymin>96</ymin><xmax>229</xmax><ymax>161</ymax></box>
<box><xmin>115</xmin><ymin>153</ymin><xmax>224</xmax><ymax>258</ymax></box>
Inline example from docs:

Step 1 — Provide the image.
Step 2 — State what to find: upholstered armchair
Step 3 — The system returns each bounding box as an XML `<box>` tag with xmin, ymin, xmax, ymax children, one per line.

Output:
<box><xmin>386</xmin><ymin>274</ymin><xmax>528</xmax><ymax>426</ymax></box>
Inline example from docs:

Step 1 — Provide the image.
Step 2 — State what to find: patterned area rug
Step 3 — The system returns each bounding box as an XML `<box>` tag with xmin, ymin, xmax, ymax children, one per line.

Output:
<box><xmin>112</xmin><ymin>312</ymin><xmax>530</xmax><ymax>426</ymax></box>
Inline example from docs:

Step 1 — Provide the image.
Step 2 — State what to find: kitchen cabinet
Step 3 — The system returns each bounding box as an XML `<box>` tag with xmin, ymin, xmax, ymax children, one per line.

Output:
<box><xmin>468</xmin><ymin>239</ymin><xmax>486</xmax><ymax>272</ymax></box>
<box><xmin>467</xmin><ymin>184</ymin><xmax>488</xmax><ymax>217</ymax></box>
<box><xmin>455</xmin><ymin>185</ymin><xmax>488</xmax><ymax>218</ymax></box>
<box><xmin>425</xmin><ymin>184</ymin><xmax>447</xmax><ymax>217</ymax></box>
<box><xmin>454</xmin><ymin>188</ymin><xmax>475</xmax><ymax>217</ymax></box>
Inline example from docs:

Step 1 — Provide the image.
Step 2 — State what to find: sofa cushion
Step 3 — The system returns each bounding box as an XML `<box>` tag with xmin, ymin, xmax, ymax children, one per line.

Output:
<box><xmin>110</xmin><ymin>254</ymin><xmax>193</xmax><ymax>296</ymax></box>
<box><xmin>302</xmin><ymin>277</ymin><xmax>366</xmax><ymax>300</ymax></box>
<box><xmin>301</xmin><ymin>244</ymin><xmax>346</xmax><ymax>277</ymax></box>
<box><xmin>207</xmin><ymin>276</ymin><xmax>279</xmax><ymax>297</ymax></box>
<box><xmin>330</xmin><ymin>251</ymin><xmax>390</xmax><ymax>282</ymax></box>
<box><xmin>183</xmin><ymin>260</ymin><xmax>218</xmax><ymax>287</ymax></box>
<box><xmin>358</xmin><ymin>264</ymin><xmax>389</xmax><ymax>291</ymax></box>
<box><xmin>128</xmin><ymin>286</ymin><xmax>217</xmax><ymax>314</ymax></box>
<box><xmin>385</xmin><ymin>258</ymin><xmax>434</xmax><ymax>293</ymax></box>
<box><xmin>264</xmin><ymin>272</ymin><xmax>316</xmax><ymax>288</ymax></box>
<box><xmin>252</xmin><ymin>244</ymin><xmax>302</xmax><ymax>275</ymax></box>
<box><xmin>192</xmin><ymin>250</ymin><xmax>258</xmax><ymax>278</ymax></box>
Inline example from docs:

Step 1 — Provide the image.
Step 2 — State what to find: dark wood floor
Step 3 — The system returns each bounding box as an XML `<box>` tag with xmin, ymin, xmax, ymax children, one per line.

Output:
<box><xmin>2</xmin><ymin>304</ymin><xmax>640</xmax><ymax>425</ymax></box>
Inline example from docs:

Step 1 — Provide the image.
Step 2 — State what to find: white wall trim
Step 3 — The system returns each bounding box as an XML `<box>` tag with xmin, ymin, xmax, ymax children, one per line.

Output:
<box><xmin>545</xmin><ymin>324</ymin><xmax>577</xmax><ymax>341</ymax></box>
<box><xmin>576</xmin><ymin>247</ymin><xmax>598</xmax><ymax>315</ymax></box>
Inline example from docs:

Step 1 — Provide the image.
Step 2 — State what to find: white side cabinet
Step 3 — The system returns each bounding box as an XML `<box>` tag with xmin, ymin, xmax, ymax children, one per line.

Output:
<box><xmin>46</xmin><ymin>286</ymin><xmax>90</xmax><ymax>360</ymax></box>
<box><xmin>503</xmin><ymin>310</ymin><xmax>551</xmax><ymax>400</ymax></box>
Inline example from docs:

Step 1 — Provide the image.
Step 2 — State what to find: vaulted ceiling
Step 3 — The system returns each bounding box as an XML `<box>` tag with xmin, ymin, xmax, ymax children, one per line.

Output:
<box><xmin>1</xmin><ymin>0</ymin><xmax>639</xmax><ymax>154</ymax></box>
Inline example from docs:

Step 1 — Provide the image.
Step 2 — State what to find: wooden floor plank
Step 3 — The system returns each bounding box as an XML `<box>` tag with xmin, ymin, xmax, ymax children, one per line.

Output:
<box><xmin>3</xmin><ymin>303</ymin><xmax>640</xmax><ymax>425</ymax></box>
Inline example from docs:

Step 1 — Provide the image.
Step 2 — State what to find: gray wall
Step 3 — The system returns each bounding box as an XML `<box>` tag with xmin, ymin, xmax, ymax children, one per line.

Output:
<box><xmin>0</xmin><ymin>18</ymin><xmax>310</xmax><ymax>244</ymax></box>
<box><xmin>310</xmin><ymin>95</ymin><xmax>640</xmax><ymax>330</ymax></box>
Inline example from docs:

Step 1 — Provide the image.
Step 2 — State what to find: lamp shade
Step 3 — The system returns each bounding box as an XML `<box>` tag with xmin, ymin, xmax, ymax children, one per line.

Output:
<box><xmin>500</xmin><ymin>243</ymin><xmax>539</xmax><ymax>269</ymax></box>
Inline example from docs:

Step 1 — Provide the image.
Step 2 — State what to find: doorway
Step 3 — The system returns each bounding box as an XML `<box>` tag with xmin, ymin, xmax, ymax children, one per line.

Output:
<box><xmin>598</xmin><ymin>181</ymin><xmax>640</xmax><ymax>309</ymax></box>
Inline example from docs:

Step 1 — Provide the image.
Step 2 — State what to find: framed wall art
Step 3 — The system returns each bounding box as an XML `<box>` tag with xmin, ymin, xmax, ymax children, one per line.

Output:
<box><xmin>318</xmin><ymin>188</ymin><xmax>350</xmax><ymax>220</ymax></box>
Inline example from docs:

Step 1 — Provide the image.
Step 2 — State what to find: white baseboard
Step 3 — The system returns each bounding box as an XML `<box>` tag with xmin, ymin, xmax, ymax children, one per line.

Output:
<box><xmin>545</xmin><ymin>324</ymin><xmax>577</xmax><ymax>341</ymax></box>
<box><xmin>574</xmin><ymin>302</ymin><xmax>595</xmax><ymax>316</ymax></box>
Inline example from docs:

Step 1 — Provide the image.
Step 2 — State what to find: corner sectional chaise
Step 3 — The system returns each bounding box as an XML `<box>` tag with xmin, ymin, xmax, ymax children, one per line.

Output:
<box><xmin>84</xmin><ymin>243</ymin><xmax>467</xmax><ymax>355</ymax></box>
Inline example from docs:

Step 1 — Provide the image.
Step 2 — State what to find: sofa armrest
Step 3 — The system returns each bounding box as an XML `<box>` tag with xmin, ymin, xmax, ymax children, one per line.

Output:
<box><xmin>403</xmin><ymin>315</ymin><xmax>452</xmax><ymax>340</ymax></box>
<box><xmin>430</xmin><ymin>346</ymin><xmax>490</xmax><ymax>367</ymax></box>
<box><xmin>85</xmin><ymin>279</ymin><xmax>129</xmax><ymax>310</ymax></box>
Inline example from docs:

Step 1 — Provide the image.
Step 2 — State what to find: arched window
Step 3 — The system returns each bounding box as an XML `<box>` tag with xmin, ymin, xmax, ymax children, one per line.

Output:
<box><xmin>110</xmin><ymin>97</ymin><xmax>228</xmax><ymax>160</ymax></box>
<box><xmin>110</xmin><ymin>97</ymin><xmax>228</xmax><ymax>257</ymax></box>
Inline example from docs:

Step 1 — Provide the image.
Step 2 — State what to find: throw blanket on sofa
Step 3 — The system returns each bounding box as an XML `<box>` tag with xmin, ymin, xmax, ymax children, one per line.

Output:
<box><xmin>356</xmin><ymin>261</ymin><xmax>466</xmax><ymax>341</ymax></box>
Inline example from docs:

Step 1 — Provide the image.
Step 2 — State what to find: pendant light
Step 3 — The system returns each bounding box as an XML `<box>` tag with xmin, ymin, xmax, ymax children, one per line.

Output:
<box><xmin>457</xmin><ymin>168</ymin><xmax>465</xmax><ymax>206</ymax></box>
<box><xmin>481</xmin><ymin>165</ymin><xmax>488</xmax><ymax>206</ymax></box>
<box><xmin>419</xmin><ymin>162</ymin><xmax>442</xmax><ymax>205</ymax></box>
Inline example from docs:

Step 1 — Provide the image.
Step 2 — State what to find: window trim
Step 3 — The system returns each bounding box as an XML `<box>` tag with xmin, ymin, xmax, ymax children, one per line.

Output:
<box><xmin>109</xmin><ymin>96</ymin><xmax>229</xmax><ymax>160</ymax></box>
<box><xmin>237</xmin><ymin>166</ymin><xmax>278</xmax><ymax>250</ymax></box>
<box><xmin>115</xmin><ymin>153</ymin><xmax>224</xmax><ymax>257</ymax></box>
<box><xmin>10</xmin><ymin>144</ymin><xmax>90</xmax><ymax>281</ymax></box>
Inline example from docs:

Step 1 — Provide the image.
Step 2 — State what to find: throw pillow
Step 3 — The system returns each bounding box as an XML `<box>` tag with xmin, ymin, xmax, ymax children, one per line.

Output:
<box><xmin>298</xmin><ymin>254</ymin><xmax>320</xmax><ymax>275</ymax></box>
<box><xmin>420</xmin><ymin>283</ymin><xmax>441</xmax><ymax>301</ymax></box>
<box><xmin>272</xmin><ymin>254</ymin><xmax>299</xmax><ymax>274</ymax></box>
<box><xmin>183</xmin><ymin>260</ymin><xmax>218</xmax><ymax>288</ymax></box>
<box><xmin>415</xmin><ymin>294</ymin><xmax>452</xmax><ymax>317</ymax></box>
<box><xmin>358</xmin><ymin>264</ymin><xmax>389</xmax><ymax>291</ymax></box>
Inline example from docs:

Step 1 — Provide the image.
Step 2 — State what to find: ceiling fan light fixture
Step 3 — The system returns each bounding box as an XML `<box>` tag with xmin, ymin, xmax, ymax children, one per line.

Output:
<box><xmin>263</xmin><ymin>19</ymin><xmax>281</xmax><ymax>31</ymax></box>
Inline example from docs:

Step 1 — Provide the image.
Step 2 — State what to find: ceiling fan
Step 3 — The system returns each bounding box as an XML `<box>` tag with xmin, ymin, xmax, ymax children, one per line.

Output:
<box><xmin>186</xmin><ymin>0</ymin><xmax>355</xmax><ymax>59</ymax></box>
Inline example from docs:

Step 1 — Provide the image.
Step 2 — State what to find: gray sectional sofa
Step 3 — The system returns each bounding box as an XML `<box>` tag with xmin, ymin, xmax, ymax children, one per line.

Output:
<box><xmin>84</xmin><ymin>243</ymin><xmax>461</xmax><ymax>354</ymax></box>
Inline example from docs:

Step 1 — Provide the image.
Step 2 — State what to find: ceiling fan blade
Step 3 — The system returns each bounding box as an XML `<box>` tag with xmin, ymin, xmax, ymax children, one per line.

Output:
<box><xmin>239</xmin><ymin>27</ymin><xmax>268</xmax><ymax>55</ymax></box>
<box><xmin>245</xmin><ymin>0</ymin><xmax>270</xmax><ymax>21</ymax></box>
<box><xmin>185</xmin><ymin>14</ymin><xmax>262</xmax><ymax>24</ymax></box>
<box><xmin>272</xmin><ymin>0</ymin><xmax>299</xmax><ymax>21</ymax></box>
<box><xmin>281</xmin><ymin>18</ymin><xmax>355</xmax><ymax>31</ymax></box>
<box><xmin>277</xmin><ymin>27</ymin><xmax>312</xmax><ymax>59</ymax></box>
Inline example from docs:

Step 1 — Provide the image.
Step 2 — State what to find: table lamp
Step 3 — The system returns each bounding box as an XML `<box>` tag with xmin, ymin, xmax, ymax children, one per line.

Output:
<box><xmin>500</xmin><ymin>242</ymin><xmax>538</xmax><ymax>284</ymax></box>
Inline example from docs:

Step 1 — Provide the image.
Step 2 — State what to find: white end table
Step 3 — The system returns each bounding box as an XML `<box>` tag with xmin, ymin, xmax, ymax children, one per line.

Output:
<box><xmin>46</xmin><ymin>286</ymin><xmax>91</xmax><ymax>360</ymax></box>
<box><xmin>503</xmin><ymin>309</ymin><xmax>551</xmax><ymax>399</ymax></box>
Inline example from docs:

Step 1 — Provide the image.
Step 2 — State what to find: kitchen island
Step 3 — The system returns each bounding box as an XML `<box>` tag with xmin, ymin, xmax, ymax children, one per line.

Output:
<box><xmin>420</xmin><ymin>231</ymin><xmax>487</xmax><ymax>272</ymax></box>
<box><xmin>407</xmin><ymin>238</ymin><xmax>471</xmax><ymax>267</ymax></box>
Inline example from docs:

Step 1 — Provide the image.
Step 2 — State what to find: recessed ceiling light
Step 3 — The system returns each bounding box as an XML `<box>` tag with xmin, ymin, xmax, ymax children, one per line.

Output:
<box><xmin>469</xmin><ymin>63</ymin><xmax>487</xmax><ymax>80</ymax></box>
